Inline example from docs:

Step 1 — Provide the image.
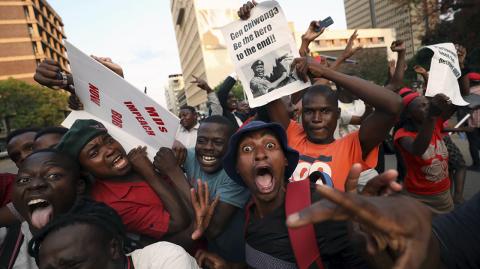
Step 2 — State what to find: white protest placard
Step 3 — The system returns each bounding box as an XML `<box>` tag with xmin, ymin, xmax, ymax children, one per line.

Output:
<box><xmin>221</xmin><ymin>1</ymin><xmax>310</xmax><ymax>108</ymax></box>
<box><xmin>62</xmin><ymin>41</ymin><xmax>179</xmax><ymax>160</ymax></box>
<box><xmin>422</xmin><ymin>43</ymin><xmax>468</xmax><ymax>106</ymax></box>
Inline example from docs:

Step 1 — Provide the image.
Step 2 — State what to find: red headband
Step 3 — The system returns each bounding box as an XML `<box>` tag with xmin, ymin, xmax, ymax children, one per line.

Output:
<box><xmin>399</xmin><ymin>87</ymin><xmax>420</xmax><ymax>108</ymax></box>
<box><xmin>468</xmin><ymin>72</ymin><xmax>480</xmax><ymax>82</ymax></box>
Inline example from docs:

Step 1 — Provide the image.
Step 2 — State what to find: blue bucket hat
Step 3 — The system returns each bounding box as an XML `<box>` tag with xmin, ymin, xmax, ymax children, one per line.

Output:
<box><xmin>222</xmin><ymin>121</ymin><xmax>299</xmax><ymax>187</ymax></box>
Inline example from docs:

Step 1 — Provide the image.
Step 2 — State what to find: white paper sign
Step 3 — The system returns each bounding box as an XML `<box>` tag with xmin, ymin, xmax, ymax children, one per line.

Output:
<box><xmin>221</xmin><ymin>1</ymin><xmax>310</xmax><ymax>108</ymax></box>
<box><xmin>62</xmin><ymin>41</ymin><xmax>179</xmax><ymax>159</ymax></box>
<box><xmin>423</xmin><ymin>43</ymin><xmax>468</xmax><ymax>106</ymax></box>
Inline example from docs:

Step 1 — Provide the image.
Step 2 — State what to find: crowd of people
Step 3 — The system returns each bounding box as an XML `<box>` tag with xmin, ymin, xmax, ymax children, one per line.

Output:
<box><xmin>1</xmin><ymin>1</ymin><xmax>480</xmax><ymax>269</ymax></box>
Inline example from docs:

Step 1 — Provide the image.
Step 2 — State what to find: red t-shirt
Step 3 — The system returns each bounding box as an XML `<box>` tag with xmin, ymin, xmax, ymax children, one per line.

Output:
<box><xmin>0</xmin><ymin>173</ymin><xmax>15</xmax><ymax>206</ymax></box>
<box><xmin>286</xmin><ymin>120</ymin><xmax>379</xmax><ymax>191</ymax></box>
<box><xmin>91</xmin><ymin>179</ymin><xmax>170</xmax><ymax>240</ymax></box>
<box><xmin>394</xmin><ymin>119</ymin><xmax>450</xmax><ymax>195</ymax></box>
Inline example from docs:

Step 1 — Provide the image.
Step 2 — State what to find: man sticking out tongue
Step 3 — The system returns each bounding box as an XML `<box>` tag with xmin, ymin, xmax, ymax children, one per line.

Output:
<box><xmin>10</xmin><ymin>149</ymin><xmax>86</xmax><ymax>269</ymax></box>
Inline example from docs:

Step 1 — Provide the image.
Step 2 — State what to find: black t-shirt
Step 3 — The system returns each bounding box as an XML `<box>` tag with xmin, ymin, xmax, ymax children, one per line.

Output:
<box><xmin>433</xmin><ymin>192</ymin><xmax>480</xmax><ymax>269</ymax></box>
<box><xmin>245</xmin><ymin>184</ymin><xmax>368</xmax><ymax>269</ymax></box>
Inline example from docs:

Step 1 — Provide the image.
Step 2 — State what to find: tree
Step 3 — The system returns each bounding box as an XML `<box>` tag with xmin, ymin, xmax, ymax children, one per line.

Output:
<box><xmin>339</xmin><ymin>48</ymin><xmax>390</xmax><ymax>86</ymax></box>
<box><xmin>0</xmin><ymin>78</ymin><xmax>68</xmax><ymax>130</ymax></box>
<box><xmin>214</xmin><ymin>79</ymin><xmax>246</xmax><ymax>101</ymax></box>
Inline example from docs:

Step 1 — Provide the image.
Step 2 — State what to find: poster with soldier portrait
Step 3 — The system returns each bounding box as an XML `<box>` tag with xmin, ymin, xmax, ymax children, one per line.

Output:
<box><xmin>221</xmin><ymin>1</ymin><xmax>310</xmax><ymax>107</ymax></box>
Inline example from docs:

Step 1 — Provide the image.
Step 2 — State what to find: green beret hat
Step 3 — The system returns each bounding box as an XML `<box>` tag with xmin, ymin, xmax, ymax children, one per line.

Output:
<box><xmin>55</xmin><ymin>119</ymin><xmax>108</xmax><ymax>159</ymax></box>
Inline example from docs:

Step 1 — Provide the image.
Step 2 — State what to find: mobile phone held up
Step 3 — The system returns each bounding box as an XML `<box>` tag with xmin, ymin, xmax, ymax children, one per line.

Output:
<box><xmin>315</xmin><ymin>16</ymin><xmax>334</xmax><ymax>32</ymax></box>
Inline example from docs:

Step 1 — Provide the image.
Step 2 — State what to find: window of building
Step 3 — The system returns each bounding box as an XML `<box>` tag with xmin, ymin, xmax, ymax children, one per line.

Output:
<box><xmin>24</xmin><ymin>7</ymin><xmax>30</xmax><ymax>19</ymax></box>
<box><xmin>28</xmin><ymin>25</ymin><xmax>34</xmax><ymax>36</ymax></box>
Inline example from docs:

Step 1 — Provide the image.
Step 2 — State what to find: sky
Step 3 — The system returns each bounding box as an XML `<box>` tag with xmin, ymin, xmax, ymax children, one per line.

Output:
<box><xmin>48</xmin><ymin>0</ymin><xmax>347</xmax><ymax>107</ymax></box>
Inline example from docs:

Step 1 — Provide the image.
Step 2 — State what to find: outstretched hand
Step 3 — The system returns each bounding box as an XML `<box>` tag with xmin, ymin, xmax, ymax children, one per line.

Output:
<box><xmin>191</xmin><ymin>180</ymin><xmax>220</xmax><ymax>240</ymax></box>
<box><xmin>290</xmin><ymin>56</ymin><xmax>326</xmax><ymax>82</ymax></box>
<box><xmin>390</xmin><ymin>40</ymin><xmax>406</xmax><ymax>53</ymax></box>
<box><xmin>153</xmin><ymin>147</ymin><xmax>179</xmax><ymax>174</ymax></box>
<box><xmin>341</xmin><ymin>30</ymin><xmax>362</xmax><ymax>59</ymax></box>
<box><xmin>68</xmin><ymin>93</ymin><xmax>84</xmax><ymax>111</ymax></box>
<box><xmin>191</xmin><ymin>75</ymin><xmax>213</xmax><ymax>93</ymax></box>
<box><xmin>238</xmin><ymin>1</ymin><xmax>257</xmax><ymax>20</ymax></box>
<box><xmin>455</xmin><ymin>44</ymin><xmax>467</xmax><ymax>68</ymax></box>
<box><xmin>413</xmin><ymin>65</ymin><xmax>428</xmax><ymax>76</ymax></box>
<box><xmin>91</xmin><ymin>55</ymin><xmax>124</xmax><ymax>77</ymax></box>
<box><xmin>286</xmin><ymin>185</ymin><xmax>431</xmax><ymax>269</ymax></box>
<box><xmin>428</xmin><ymin>94</ymin><xmax>451</xmax><ymax>117</ymax></box>
<box><xmin>34</xmin><ymin>59</ymin><xmax>71</xmax><ymax>91</ymax></box>
<box><xmin>302</xmin><ymin>21</ymin><xmax>325</xmax><ymax>43</ymax></box>
<box><xmin>343</xmin><ymin>163</ymin><xmax>402</xmax><ymax>195</ymax></box>
<box><xmin>127</xmin><ymin>146</ymin><xmax>152</xmax><ymax>173</ymax></box>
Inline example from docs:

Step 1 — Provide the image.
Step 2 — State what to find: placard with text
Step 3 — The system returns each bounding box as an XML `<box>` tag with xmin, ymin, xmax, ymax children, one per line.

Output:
<box><xmin>221</xmin><ymin>1</ymin><xmax>310</xmax><ymax>108</ymax></box>
<box><xmin>62</xmin><ymin>41</ymin><xmax>179</xmax><ymax>159</ymax></box>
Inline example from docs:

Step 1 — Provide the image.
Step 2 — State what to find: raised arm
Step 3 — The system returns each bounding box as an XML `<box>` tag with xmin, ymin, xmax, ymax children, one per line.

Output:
<box><xmin>414</xmin><ymin>65</ymin><xmax>429</xmax><ymax>93</ymax></box>
<box><xmin>191</xmin><ymin>75</ymin><xmax>223</xmax><ymax>116</ymax></box>
<box><xmin>128</xmin><ymin>146</ymin><xmax>190</xmax><ymax>234</ymax></box>
<box><xmin>154</xmin><ymin>148</ymin><xmax>194</xmax><ymax>215</ymax></box>
<box><xmin>385</xmin><ymin>40</ymin><xmax>406</xmax><ymax>91</ymax></box>
<box><xmin>292</xmin><ymin>57</ymin><xmax>402</xmax><ymax>158</ymax></box>
<box><xmin>267</xmin><ymin>98</ymin><xmax>291</xmax><ymax>129</ymax></box>
<box><xmin>457</xmin><ymin>44</ymin><xmax>470</xmax><ymax>96</ymax></box>
<box><xmin>299</xmin><ymin>21</ymin><xmax>325</xmax><ymax>57</ymax></box>
<box><xmin>329</xmin><ymin>30</ymin><xmax>362</xmax><ymax>71</ymax></box>
<box><xmin>399</xmin><ymin>94</ymin><xmax>451</xmax><ymax>156</ymax></box>
<box><xmin>217</xmin><ymin>76</ymin><xmax>238</xmax><ymax>110</ymax></box>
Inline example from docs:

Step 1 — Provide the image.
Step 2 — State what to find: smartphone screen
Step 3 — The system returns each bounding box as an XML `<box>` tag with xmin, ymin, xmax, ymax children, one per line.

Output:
<box><xmin>316</xmin><ymin>17</ymin><xmax>334</xmax><ymax>32</ymax></box>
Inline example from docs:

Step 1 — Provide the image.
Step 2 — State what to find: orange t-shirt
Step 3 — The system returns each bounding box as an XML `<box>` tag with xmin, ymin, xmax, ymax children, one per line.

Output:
<box><xmin>286</xmin><ymin>120</ymin><xmax>379</xmax><ymax>191</ymax></box>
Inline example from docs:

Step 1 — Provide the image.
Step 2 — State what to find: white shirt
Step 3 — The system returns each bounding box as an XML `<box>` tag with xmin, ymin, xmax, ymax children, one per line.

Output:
<box><xmin>337</xmin><ymin>100</ymin><xmax>366</xmax><ymax>138</ymax></box>
<box><xmin>175</xmin><ymin>122</ymin><xmax>200</xmax><ymax>149</ymax></box>
<box><xmin>12</xmin><ymin>222</ymin><xmax>37</xmax><ymax>269</ymax></box>
<box><xmin>128</xmin><ymin>241</ymin><xmax>200</xmax><ymax>269</ymax></box>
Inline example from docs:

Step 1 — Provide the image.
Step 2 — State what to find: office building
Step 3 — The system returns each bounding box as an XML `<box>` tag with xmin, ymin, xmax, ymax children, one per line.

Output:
<box><xmin>170</xmin><ymin>0</ymin><xmax>243</xmax><ymax>108</ymax></box>
<box><xmin>295</xmin><ymin>28</ymin><xmax>397</xmax><ymax>60</ymax></box>
<box><xmin>344</xmin><ymin>0</ymin><xmax>438</xmax><ymax>59</ymax></box>
<box><xmin>165</xmin><ymin>74</ymin><xmax>187</xmax><ymax>115</ymax></box>
<box><xmin>0</xmin><ymin>0</ymin><xmax>69</xmax><ymax>84</ymax></box>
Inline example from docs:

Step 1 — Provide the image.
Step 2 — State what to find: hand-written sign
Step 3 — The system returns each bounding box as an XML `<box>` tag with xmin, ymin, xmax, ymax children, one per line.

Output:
<box><xmin>62</xmin><ymin>41</ymin><xmax>179</xmax><ymax>159</ymax></box>
<box><xmin>422</xmin><ymin>43</ymin><xmax>468</xmax><ymax>106</ymax></box>
<box><xmin>221</xmin><ymin>1</ymin><xmax>310</xmax><ymax>108</ymax></box>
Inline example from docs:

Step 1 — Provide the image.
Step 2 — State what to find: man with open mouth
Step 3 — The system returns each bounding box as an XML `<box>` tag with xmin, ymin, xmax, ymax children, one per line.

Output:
<box><xmin>154</xmin><ymin>115</ymin><xmax>250</xmax><ymax>263</ymax></box>
<box><xmin>9</xmin><ymin>149</ymin><xmax>86</xmax><ymax>269</ymax></box>
<box><xmin>222</xmin><ymin>120</ymin><xmax>368</xmax><ymax>269</ymax></box>
<box><xmin>55</xmin><ymin>119</ymin><xmax>191</xmax><ymax>244</ymax></box>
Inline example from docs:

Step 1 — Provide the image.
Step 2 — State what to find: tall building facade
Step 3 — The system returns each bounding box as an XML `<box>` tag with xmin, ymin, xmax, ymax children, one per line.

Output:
<box><xmin>295</xmin><ymin>28</ymin><xmax>397</xmax><ymax>60</ymax></box>
<box><xmin>170</xmin><ymin>0</ymin><xmax>241</xmax><ymax>108</ymax></box>
<box><xmin>165</xmin><ymin>74</ymin><xmax>186</xmax><ymax>116</ymax></box>
<box><xmin>344</xmin><ymin>0</ymin><xmax>437</xmax><ymax>59</ymax></box>
<box><xmin>0</xmin><ymin>0</ymin><xmax>68</xmax><ymax>84</ymax></box>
